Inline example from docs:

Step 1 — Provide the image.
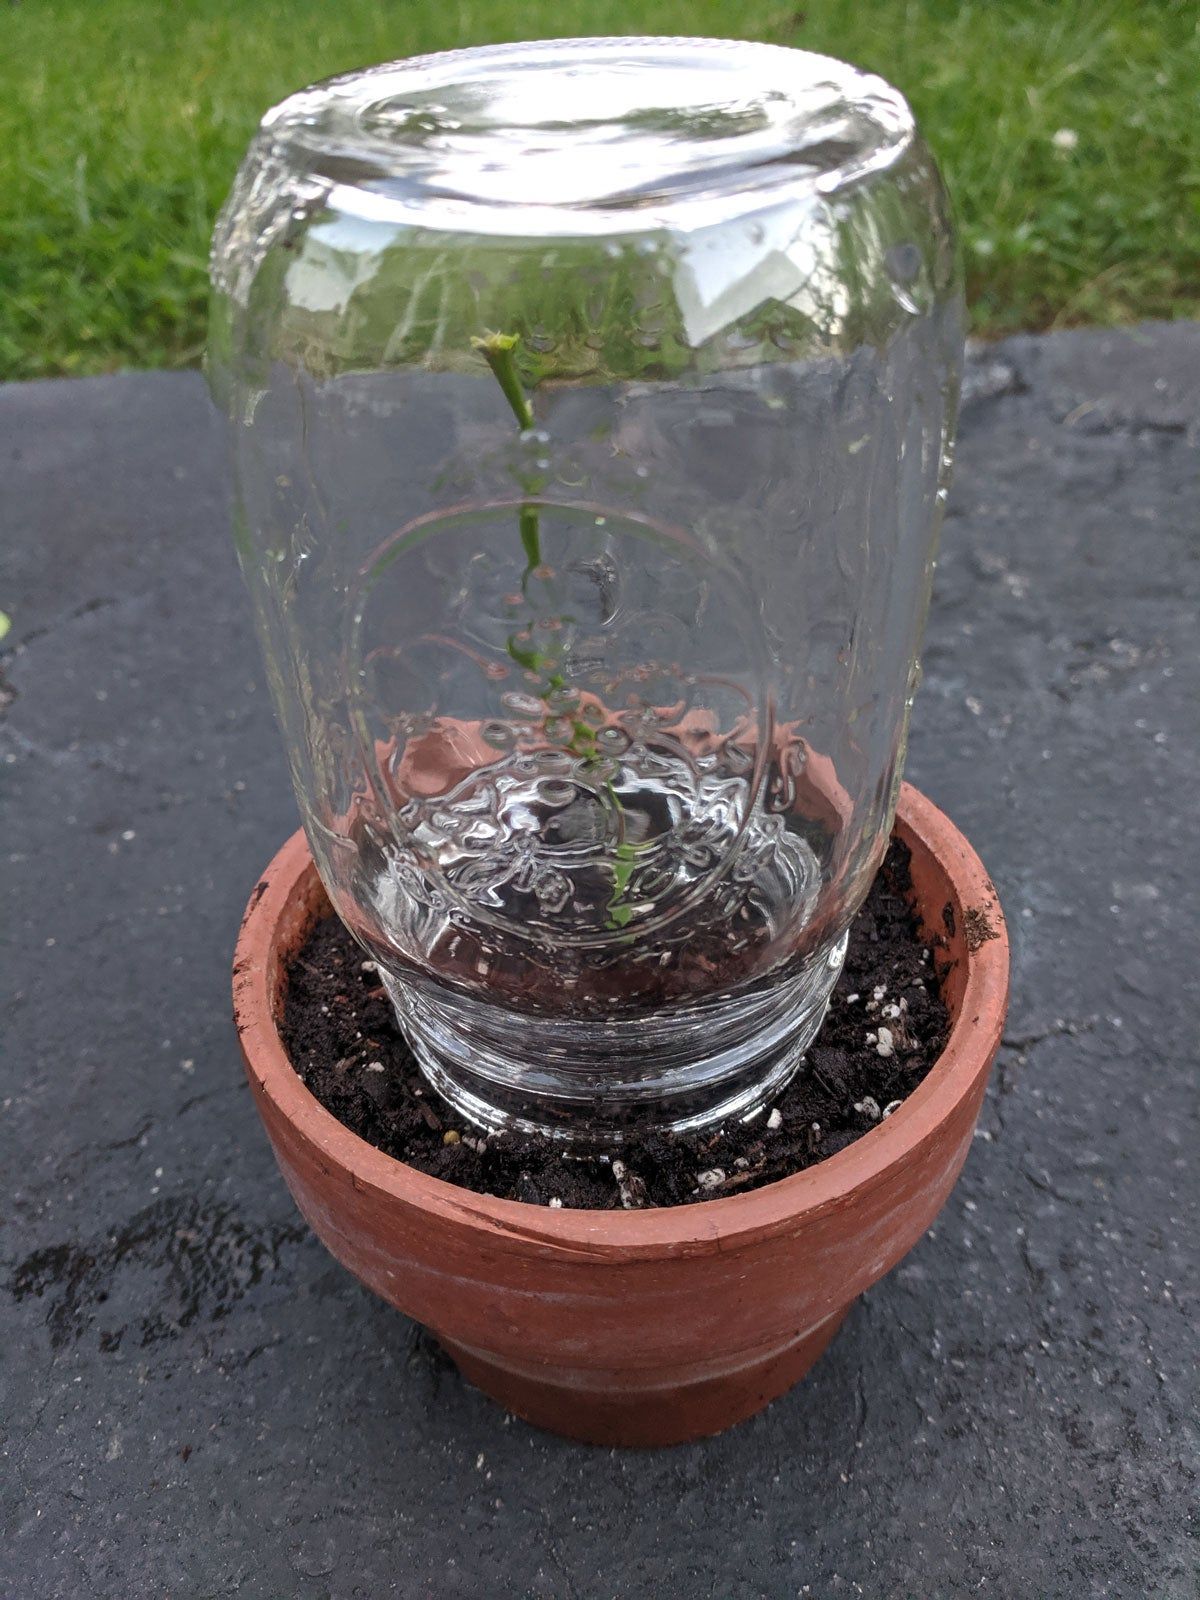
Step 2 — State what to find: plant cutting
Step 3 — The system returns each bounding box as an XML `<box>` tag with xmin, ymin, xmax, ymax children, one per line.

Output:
<box><xmin>213</xmin><ymin>37</ymin><xmax>1009</xmax><ymax>1444</ymax></box>
<box><xmin>470</xmin><ymin>328</ymin><xmax>642</xmax><ymax>931</ymax></box>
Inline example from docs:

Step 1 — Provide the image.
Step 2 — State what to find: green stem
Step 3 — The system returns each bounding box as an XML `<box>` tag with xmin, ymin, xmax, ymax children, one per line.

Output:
<box><xmin>476</xmin><ymin>328</ymin><xmax>637</xmax><ymax>931</ymax></box>
<box><xmin>471</xmin><ymin>331</ymin><xmax>535</xmax><ymax>431</ymax></box>
<box><xmin>518</xmin><ymin>503</ymin><xmax>542</xmax><ymax>577</ymax></box>
<box><xmin>608</xmin><ymin>839</ymin><xmax>639</xmax><ymax>930</ymax></box>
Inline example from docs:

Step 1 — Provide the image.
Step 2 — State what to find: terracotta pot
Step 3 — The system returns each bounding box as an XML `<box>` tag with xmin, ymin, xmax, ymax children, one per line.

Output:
<box><xmin>233</xmin><ymin>783</ymin><xmax>1008</xmax><ymax>1447</ymax></box>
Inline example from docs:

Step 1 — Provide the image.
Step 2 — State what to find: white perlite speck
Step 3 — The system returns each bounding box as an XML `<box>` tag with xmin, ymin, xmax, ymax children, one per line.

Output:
<box><xmin>882</xmin><ymin>1099</ymin><xmax>903</xmax><ymax>1118</ymax></box>
<box><xmin>876</xmin><ymin>1027</ymin><xmax>895</xmax><ymax>1058</ymax></box>
<box><xmin>548</xmin><ymin>1197</ymin><xmax>563</xmax><ymax>1209</ymax></box>
<box><xmin>697</xmin><ymin>1168</ymin><xmax>725</xmax><ymax>1190</ymax></box>
<box><xmin>854</xmin><ymin>1096</ymin><xmax>882</xmax><ymax>1121</ymax></box>
<box><xmin>767</xmin><ymin>1107</ymin><xmax>783</xmax><ymax>1130</ymax></box>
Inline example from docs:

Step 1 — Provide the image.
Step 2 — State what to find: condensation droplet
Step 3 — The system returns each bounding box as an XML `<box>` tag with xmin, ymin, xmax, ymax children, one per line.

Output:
<box><xmin>538</xmin><ymin>779</ymin><xmax>578</xmax><ymax>809</ymax></box>
<box><xmin>596</xmin><ymin>726</ymin><xmax>631</xmax><ymax>755</ymax></box>
<box><xmin>545</xmin><ymin>683</ymin><xmax>581</xmax><ymax>713</ymax></box>
<box><xmin>501</xmin><ymin>690</ymin><xmax>543</xmax><ymax>718</ymax></box>
<box><xmin>535</xmin><ymin>748</ymin><xmax>573</xmax><ymax>775</ymax></box>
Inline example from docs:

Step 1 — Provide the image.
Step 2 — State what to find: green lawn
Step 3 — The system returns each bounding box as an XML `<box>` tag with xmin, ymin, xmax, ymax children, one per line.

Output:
<box><xmin>2</xmin><ymin>0</ymin><xmax>1197</xmax><ymax>379</ymax></box>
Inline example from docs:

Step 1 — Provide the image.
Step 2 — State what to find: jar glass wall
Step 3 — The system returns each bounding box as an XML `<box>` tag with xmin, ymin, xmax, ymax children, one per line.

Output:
<box><xmin>209</xmin><ymin>38</ymin><xmax>963</xmax><ymax>1140</ymax></box>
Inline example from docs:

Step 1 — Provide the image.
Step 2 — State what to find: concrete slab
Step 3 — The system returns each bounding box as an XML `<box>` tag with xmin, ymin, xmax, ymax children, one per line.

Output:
<box><xmin>2</xmin><ymin>327</ymin><xmax>1196</xmax><ymax>1597</ymax></box>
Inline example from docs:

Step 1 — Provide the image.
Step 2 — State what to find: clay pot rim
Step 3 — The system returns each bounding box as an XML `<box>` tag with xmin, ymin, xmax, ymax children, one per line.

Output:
<box><xmin>234</xmin><ymin>781</ymin><xmax>1008</xmax><ymax>1257</ymax></box>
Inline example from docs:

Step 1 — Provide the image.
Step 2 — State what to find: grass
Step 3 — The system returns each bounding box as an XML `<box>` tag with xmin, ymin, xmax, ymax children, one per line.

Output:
<box><xmin>2</xmin><ymin>0</ymin><xmax>1197</xmax><ymax>379</ymax></box>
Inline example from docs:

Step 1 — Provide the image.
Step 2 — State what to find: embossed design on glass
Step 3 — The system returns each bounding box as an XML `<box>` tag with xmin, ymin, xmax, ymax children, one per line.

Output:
<box><xmin>209</xmin><ymin>39</ymin><xmax>963</xmax><ymax>1140</ymax></box>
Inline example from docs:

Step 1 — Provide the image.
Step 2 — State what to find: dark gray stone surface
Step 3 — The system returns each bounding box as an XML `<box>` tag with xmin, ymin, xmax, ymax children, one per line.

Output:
<box><xmin>2</xmin><ymin>326</ymin><xmax>1196</xmax><ymax>1598</ymax></box>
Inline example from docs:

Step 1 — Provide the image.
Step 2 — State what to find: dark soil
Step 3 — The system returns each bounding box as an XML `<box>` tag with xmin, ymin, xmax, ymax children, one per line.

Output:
<box><xmin>280</xmin><ymin>840</ymin><xmax>950</xmax><ymax>1209</ymax></box>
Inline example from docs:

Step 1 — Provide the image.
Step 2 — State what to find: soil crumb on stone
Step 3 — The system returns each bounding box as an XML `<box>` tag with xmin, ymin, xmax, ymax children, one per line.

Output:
<box><xmin>280</xmin><ymin>841</ymin><xmax>950</xmax><ymax>1209</ymax></box>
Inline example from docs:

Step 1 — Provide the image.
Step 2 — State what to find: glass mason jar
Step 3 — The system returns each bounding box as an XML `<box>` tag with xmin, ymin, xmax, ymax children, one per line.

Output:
<box><xmin>209</xmin><ymin>38</ymin><xmax>962</xmax><ymax>1142</ymax></box>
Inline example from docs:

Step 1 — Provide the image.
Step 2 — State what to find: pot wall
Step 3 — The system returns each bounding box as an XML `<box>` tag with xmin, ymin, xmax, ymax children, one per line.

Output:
<box><xmin>234</xmin><ymin>784</ymin><xmax>1008</xmax><ymax>1444</ymax></box>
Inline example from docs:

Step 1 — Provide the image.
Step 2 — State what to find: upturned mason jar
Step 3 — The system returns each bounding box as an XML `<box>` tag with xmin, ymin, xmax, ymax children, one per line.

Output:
<box><xmin>209</xmin><ymin>38</ymin><xmax>963</xmax><ymax>1141</ymax></box>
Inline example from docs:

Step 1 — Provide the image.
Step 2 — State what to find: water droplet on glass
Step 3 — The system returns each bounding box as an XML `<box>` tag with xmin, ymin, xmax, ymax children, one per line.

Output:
<box><xmin>538</xmin><ymin>779</ymin><xmax>577</xmax><ymax>809</ymax></box>
<box><xmin>501</xmin><ymin>690</ymin><xmax>543</xmax><ymax>718</ymax></box>
<box><xmin>535</xmin><ymin>748</ymin><xmax>573</xmax><ymax>775</ymax></box>
<box><xmin>545</xmin><ymin>684</ymin><xmax>581</xmax><ymax>713</ymax></box>
<box><xmin>596</xmin><ymin>726</ymin><xmax>631</xmax><ymax>755</ymax></box>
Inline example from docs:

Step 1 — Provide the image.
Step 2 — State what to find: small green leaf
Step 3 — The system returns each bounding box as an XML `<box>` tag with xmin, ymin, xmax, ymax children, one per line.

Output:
<box><xmin>506</xmin><ymin>635</ymin><xmax>544</xmax><ymax>673</ymax></box>
<box><xmin>606</xmin><ymin>836</ymin><xmax>642</xmax><ymax>929</ymax></box>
